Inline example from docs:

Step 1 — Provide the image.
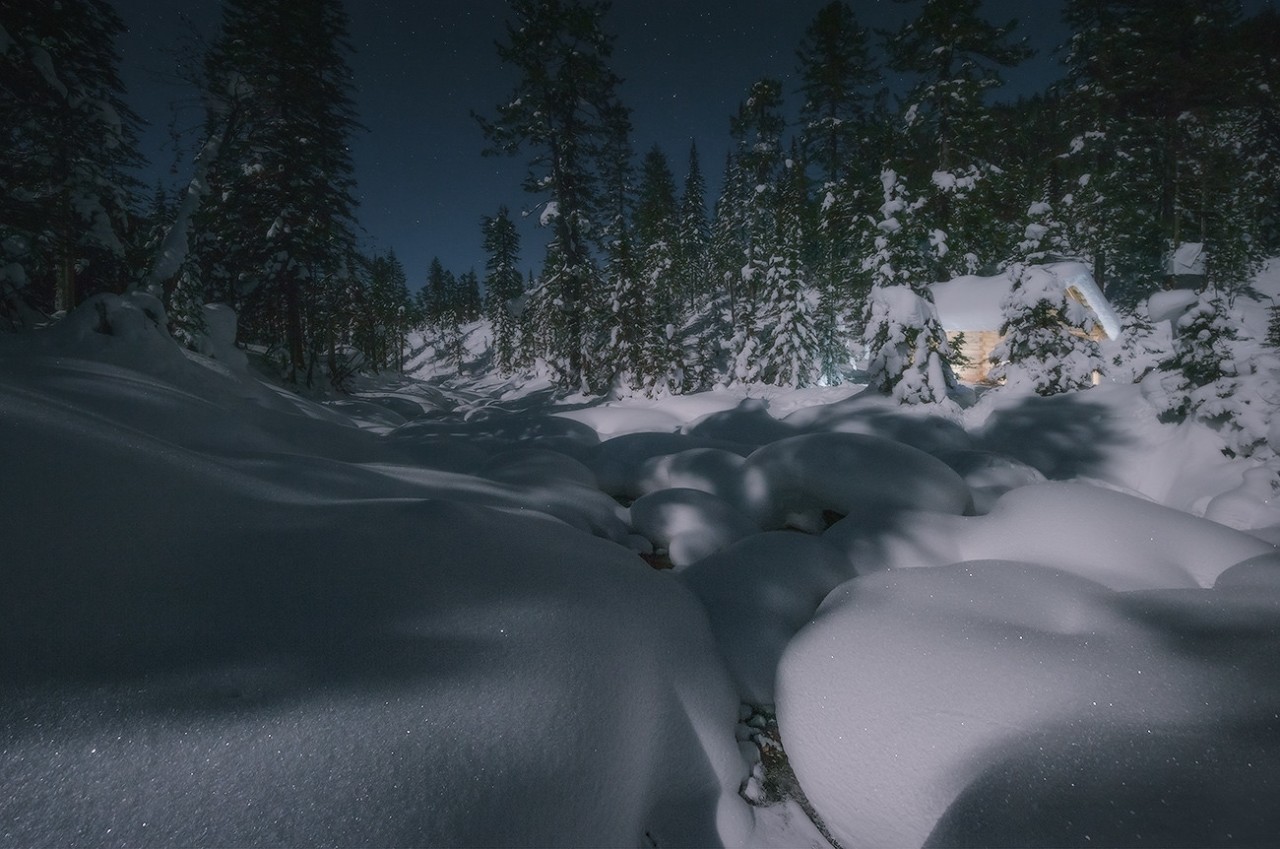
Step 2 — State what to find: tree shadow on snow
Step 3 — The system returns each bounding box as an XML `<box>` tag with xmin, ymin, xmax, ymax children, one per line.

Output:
<box><xmin>975</xmin><ymin>391</ymin><xmax>1132</xmax><ymax>481</ymax></box>
<box><xmin>925</xmin><ymin>714</ymin><xmax>1280</xmax><ymax>848</ymax></box>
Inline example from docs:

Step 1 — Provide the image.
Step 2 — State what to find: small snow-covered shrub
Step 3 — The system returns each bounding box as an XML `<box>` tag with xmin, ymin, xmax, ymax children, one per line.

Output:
<box><xmin>861</xmin><ymin>284</ymin><xmax>958</xmax><ymax>406</ymax></box>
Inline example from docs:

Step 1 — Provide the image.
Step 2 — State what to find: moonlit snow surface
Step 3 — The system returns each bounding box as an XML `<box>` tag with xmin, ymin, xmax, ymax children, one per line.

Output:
<box><xmin>4</xmin><ymin>291</ymin><xmax>1280</xmax><ymax>847</ymax></box>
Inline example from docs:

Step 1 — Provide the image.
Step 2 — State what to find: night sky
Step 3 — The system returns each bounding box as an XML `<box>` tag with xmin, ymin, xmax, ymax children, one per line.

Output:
<box><xmin>108</xmin><ymin>0</ymin><xmax>1081</xmax><ymax>288</ymax></box>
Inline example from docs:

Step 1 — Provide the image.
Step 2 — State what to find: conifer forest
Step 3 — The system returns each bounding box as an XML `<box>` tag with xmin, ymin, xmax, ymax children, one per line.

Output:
<box><xmin>4</xmin><ymin>0</ymin><xmax>1277</xmax><ymax>404</ymax></box>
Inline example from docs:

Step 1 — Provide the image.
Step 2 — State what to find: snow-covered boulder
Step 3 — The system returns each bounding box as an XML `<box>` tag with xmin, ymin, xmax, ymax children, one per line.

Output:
<box><xmin>740</xmin><ymin>431</ymin><xmax>973</xmax><ymax>530</ymax></box>
<box><xmin>681</xmin><ymin>532</ymin><xmax>854</xmax><ymax>704</ymax></box>
<box><xmin>777</xmin><ymin>561</ymin><xmax>1280</xmax><ymax>849</ymax></box>
<box><xmin>587</xmin><ymin>431</ymin><xmax>712</xmax><ymax>498</ymax></box>
<box><xmin>635</xmin><ymin>447</ymin><xmax>747</xmax><ymax>503</ymax></box>
<box><xmin>934</xmin><ymin>449</ymin><xmax>1047</xmax><ymax>514</ymax></box>
<box><xmin>629</xmin><ymin>487</ymin><xmax>758</xmax><ymax>567</ymax></box>
<box><xmin>826</xmin><ymin>481</ymin><xmax>1279</xmax><ymax>590</ymax></box>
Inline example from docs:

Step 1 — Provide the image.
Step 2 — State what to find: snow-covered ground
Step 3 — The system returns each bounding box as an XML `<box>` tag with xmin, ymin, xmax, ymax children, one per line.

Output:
<box><xmin>3</xmin><ymin>289</ymin><xmax>1280</xmax><ymax>847</ymax></box>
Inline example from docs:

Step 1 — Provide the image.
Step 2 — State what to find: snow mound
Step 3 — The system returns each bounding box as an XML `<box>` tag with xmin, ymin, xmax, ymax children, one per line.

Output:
<box><xmin>826</xmin><ymin>481</ymin><xmax>1278</xmax><ymax>590</ymax></box>
<box><xmin>636</xmin><ymin>447</ymin><xmax>747</xmax><ymax>503</ymax></box>
<box><xmin>777</xmin><ymin>561</ymin><xmax>1280</xmax><ymax>849</ymax></box>
<box><xmin>934</xmin><ymin>449</ymin><xmax>1046</xmax><ymax>514</ymax></box>
<box><xmin>0</xmin><ymin>352</ymin><xmax>753</xmax><ymax>847</ymax></box>
<box><xmin>554</xmin><ymin>403</ymin><xmax>683</xmax><ymax>440</ymax></box>
<box><xmin>684</xmin><ymin>397</ymin><xmax>795</xmax><ymax>446</ymax></box>
<box><xmin>629</xmin><ymin>487</ymin><xmax>758</xmax><ymax>568</ymax></box>
<box><xmin>1204</xmin><ymin>466</ymin><xmax>1280</xmax><ymax>531</ymax></box>
<box><xmin>781</xmin><ymin>389</ymin><xmax>973</xmax><ymax>455</ymax></box>
<box><xmin>741</xmin><ymin>431</ymin><xmax>973</xmax><ymax>530</ymax></box>
<box><xmin>586</xmin><ymin>431</ymin><xmax>743</xmax><ymax>498</ymax></box>
<box><xmin>1147</xmin><ymin>288</ymin><xmax>1200</xmax><ymax>324</ymax></box>
<box><xmin>681</xmin><ymin>532</ymin><xmax>854</xmax><ymax>704</ymax></box>
<box><xmin>480</xmin><ymin>446</ymin><xmax>599</xmax><ymax>488</ymax></box>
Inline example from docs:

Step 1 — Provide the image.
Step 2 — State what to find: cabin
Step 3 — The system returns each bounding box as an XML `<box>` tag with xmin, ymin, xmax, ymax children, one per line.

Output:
<box><xmin>928</xmin><ymin>262</ymin><xmax>1123</xmax><ymax>384</ymax></box>
<box><xmin>1167</xmin><ymin>243</ymin><xmax>1207</xmax><ymax>290</ymax></box>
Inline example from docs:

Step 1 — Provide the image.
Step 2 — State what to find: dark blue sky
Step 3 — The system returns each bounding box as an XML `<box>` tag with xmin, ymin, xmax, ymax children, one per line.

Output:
<box><xmin>106</xmin><ymin>0</ymin><xmax>1200</xmax><ymax>289</ymax></box>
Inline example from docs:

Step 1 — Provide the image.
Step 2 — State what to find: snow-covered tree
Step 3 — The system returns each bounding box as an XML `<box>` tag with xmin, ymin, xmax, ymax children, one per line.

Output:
<box><xmin>0</xmin><ymin>0</ymin><xmax>144</xmax><ymax>315</ymax></box>
<box><xmin>796</xmin><ymin>0</ymin><xmax>881</xmax><ymax>188</ymax></box>
<box><xmin>476</xmin><ymin>0</ymin><xmax>630</xmax><ymax>391</ymax></box>
<box><xmin>860</xmin><ymin>169</ymin><xmax>957</xmax><ymax>404</ymax></box>
<box><xmin>723</xmin><ymin>78</ymin><xmax>787</xmax><ymax>383</ymax></box>
<box><xmin>759</xmin><ymin>154</ymin><xmax>820</xmax><ymax>388</ymax></box>
<box><xmin>191</xmin><ymin>0</ymin><xmax>361</xmax><ymax>384</ymax></box>
<box><xmin>1158</xmin><ymin>289</ymin><xmax>1241</xmax><ymax>422</ymax></box>
<box><xmin>990</xmin><ymin>264</ymin><xmax>1103</xmax><ymax>396</ymax></box>
<box><xmin>482</xmin><ymin>206</ymin><xmax>525</xmax><ymax>375</ymax></box>
<box><xmin>884</xmin><ymin>0</ymin><xmax>1030</xmax><ymax>278</ymax></box>
<box><xmin>1153</xmin><ymin>288</ymin><xmax>1275</xmax><ymax>457</ymax></box>
<box><xmin>633</xmin><ymin>145</ymin><xmax>685</xmax><ymax>391</ymax></box>
<box><xmin>674</xmin><ymin>142</ymin><xmax>712</xmax><ymax>312</ymax></box>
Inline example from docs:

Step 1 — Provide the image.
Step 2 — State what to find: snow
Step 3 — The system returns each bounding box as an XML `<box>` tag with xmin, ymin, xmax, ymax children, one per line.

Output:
<box><xmin>629</xmin><ymin>487</ymin><xmax>758</xmax><ymax>567</ymax></box>
<box><xmin>777</xmin><ymin>560</ymin><xmax>1280</xmax><ymax>848</ymax></box>
<box><xmin>1170</xmin><ymin>241</ymin><xmax>1207</xmax><ymax>276</ymax></box>
<box><xmin>5</xmin><ymin>288</ymin><xmax>1280</xmax><ymax>847</ymax></box>
<box><xmin>0</xmin><ymin>296</ymin><xmax>754</xmax><ymax>847</ymax></box>
<box><xmin>930</xmin><ymin>261</ymin><xmax>1121</xmax><ymax>340</ymax></box>
<box><xmin>1147</xmin><ymin>288</ymin><xmax>1200</xmax><ymax>324</ymax></box>
<box><xmin>825</xmin><ymin>480</ymin><xmax>1276</xmax><ymax>591</ymax></box>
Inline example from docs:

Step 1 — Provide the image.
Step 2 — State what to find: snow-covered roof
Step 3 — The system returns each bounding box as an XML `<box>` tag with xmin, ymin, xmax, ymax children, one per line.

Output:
<box><xmin>928</xmin><ymin>263</ymin><xmax>1122</xmax><ymax>340</ymax></box>
<box><xmin>1169</xmin><ymin>242</ymin><xmax>1206</xmax><ymax>276</ymax></box>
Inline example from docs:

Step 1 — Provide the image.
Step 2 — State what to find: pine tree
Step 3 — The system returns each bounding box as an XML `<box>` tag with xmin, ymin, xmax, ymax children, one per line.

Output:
<box><xmin>796</xmin><ymin>0</ymin><xmax>881</xmax><ymax>188</ymax></box>
<box><xmin>458</xmin><ymin>270</ymin><xmax>482</xmax><ymax>323</ymax></box>
<box><xmin>799</xmin><ymin>9</ymin><xmax>893</xmax><ymax>383</ymax></box>
<box><xmin>1056</xmin><ymin>0</ymin><xmax>1249</xmax><ymax>308</ymax></box>
<box><xmin>1153</xmin><ymin>287</ymin><xmax>1265</xmax><ymax>455</ymax></box>
<box><xmin>601</xmin><ymin>229</ymin><xmax>646</xmax><ymax>389</ymax></box>
<box><xmin>860</xmin><ymin>169</ymin><xmax>958</xmax><ymax>405</ymax></box>
<box><xmin>674</xmin><ymin>142</ymin><xmax>711</xmax><ymax>312</ymax></box>
<box><xmin>0</xmin><ymin>0</ymin><xmax>144</xmax><ymax>315</ymax></box>
<box><xmin>475</xmin><ymin>0</ymin><xmax>631</xmax><ymax>392</ymax></box>
<box><xmin>885</xmin><ymin>0</ymin><xmax>1031</xmax><ymax>278</ymax></box>
<box><xmin>725</xmin><ymin>78</ymin><xmax>787</xmax><ymax>383</ymax></box>
<box><xmin>192</xmin><ymin>0</ymin><xmax>361</xmax><ymax>384</ymax></box>
<box><xmin>423</xmin><ymin>258</ymin><xmax>450</xmax><ymax>326</ymax></box>
<box><xmin>633</xmin><ymin>145</ymin><xmax>685</xmax><ymax>391</ymax></box>
<box><xmin>365</xmin><ymin>251</ymin><xmax>412</xmax><ymax>371</ymax></box>
<box><xmin>482</xmin><ymin>206</ymin><xmax>525</xmax><ymax>375</ymax></box>
<box><xmin>761</xmin><ymin>156</ymin><xmax>820</xmax><ymax>387</ymax></box>
<box><xmin>989</xmin><ymin>264</ymin><xmax>1103</xmax><ymax>396</ymax></box>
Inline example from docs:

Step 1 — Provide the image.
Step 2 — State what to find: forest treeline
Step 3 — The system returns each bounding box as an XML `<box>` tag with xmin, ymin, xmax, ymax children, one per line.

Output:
<box><xmin>2</xmin><ymin>0</ymin><xmax>1277</xmax><ymax>401</ymax></box>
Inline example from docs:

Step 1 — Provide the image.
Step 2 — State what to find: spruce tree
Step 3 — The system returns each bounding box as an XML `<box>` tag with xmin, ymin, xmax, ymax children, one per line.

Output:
<box><xmin>0</xmin><ymin>0</ymin><xmax>144</xmax><ymax>315</ymax></box>
<box><xmin>482</xmin><ymin>206</ymin><xmax>525</xmax><ymax>375</ymax></box>
<box><xmin>193</xmin><ymin>0</ymin><xmax>361</xmax><ymax>383</ymax></box>
<box><xmin>633</xmin><ymin>145</ymin><xmax>685</xmax><ymax>391</ymax></box>
<box><xmin>796</xmin><ymin>0</ymin><xmax>880</xmax><ymax>188</ymax></box>
<box><xmin>989</xmin><ymin>264</ymin><xmax>1103</xmax><ymax>396</ymax></box>
<box><xmin>675</xmin><ymin>142</ymin><xmax>711</xmax><ymax>313</ymax></box>
<box><xmin>860</xmin><ymin>169</ymin><xmax>958</xmax><ymax>405</ymax></box>
<box><xmin>885</xmin><ymin>0</ymin><xmax>1031</xmax><ymax>278</ymax></box>
<box><xmin>476</xmin><ymin>0</ymin><xmax>631</xmax><ymax>392</ymax></box>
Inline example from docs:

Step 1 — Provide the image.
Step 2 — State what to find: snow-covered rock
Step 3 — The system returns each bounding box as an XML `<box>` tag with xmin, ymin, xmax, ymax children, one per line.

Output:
<box><xmin>777</xmin><ymin>561</ymin><xmax>1280</xmax><ymax>849</ymax></box>
<box><xmin>740</xmin><ymin>431</ymin><xmax>973</xmax><ymax>530</ymax></box>
<box><xmin>629</xmin><ymin>487</ymin><xmax>758</xmax><ymax>567</ymax></box>
<box><xmin>826</xmin><ymin>481</ymin><xmax>1278</xmax><ymax>590</ymax></box>
<box><xmin>681</xmin><ymin>532</ymin><xmax>854</xmax><ymax>704</ymax></box>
